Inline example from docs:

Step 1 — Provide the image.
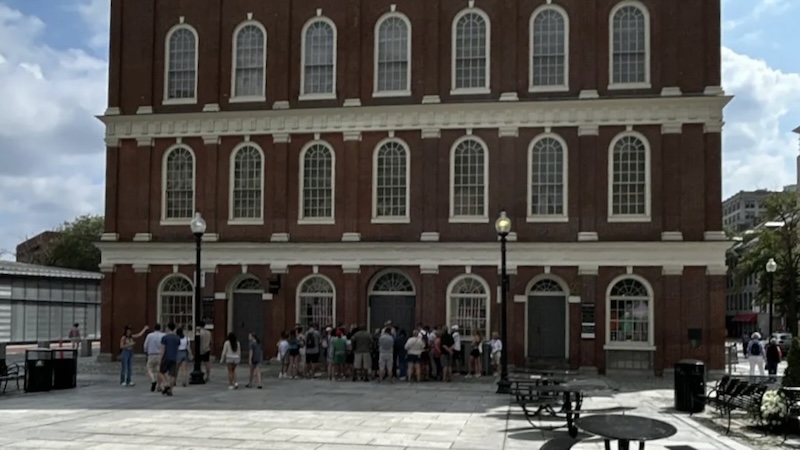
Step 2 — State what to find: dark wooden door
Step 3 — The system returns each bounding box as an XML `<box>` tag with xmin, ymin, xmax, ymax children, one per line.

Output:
<box><xmin>233</xmin><ymin>293</ymin><xmax>264</xmax><ymax>359</ymax></box>
<box><xmin>527</xmin><ymin>295</ymin><xmax>566</xmax><ymax>360</ymax></box>
<box><xmin>369</xmin><ymin>295</ymin><xmax>415</xmax><ymax>333</ymax></box>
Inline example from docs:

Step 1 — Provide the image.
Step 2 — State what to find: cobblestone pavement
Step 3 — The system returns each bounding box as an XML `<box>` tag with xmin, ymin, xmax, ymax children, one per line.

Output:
<box><xmin>0</xmin><ymin>357</ymin><xmax>766</xmax><ymax>450</ymax></box>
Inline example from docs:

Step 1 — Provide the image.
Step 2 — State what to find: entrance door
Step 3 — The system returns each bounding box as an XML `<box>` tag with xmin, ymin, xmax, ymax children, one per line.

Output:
<box><xmin>233</xmin><ymin>293</ymin><xmax>264</xmax><ymax>359</ymax></box>
<box><xmin>369</xmin><ymin>295</ymin><xmax>415</xmax><ymax>334</ymax></box>
<box><xmin>527</xmin><ymin>295</ymin><xmax>566</xmax><ymax>360</ymax></box>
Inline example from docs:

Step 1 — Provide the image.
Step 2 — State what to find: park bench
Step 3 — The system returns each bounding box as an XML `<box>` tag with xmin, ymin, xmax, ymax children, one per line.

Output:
<box><xmin>0</xmin><ymin>362</ymin><xmax>24</xmax><ymax>393</ymax></box>
<box><xmin>780</xmin><ymin>387</ymin><xmax>800</xmax><ymax>441</ymax></box>
<box><xmin>705</xmin><ymin>381</ymin><xmax>766</xmax><ymax>433</ymax></box>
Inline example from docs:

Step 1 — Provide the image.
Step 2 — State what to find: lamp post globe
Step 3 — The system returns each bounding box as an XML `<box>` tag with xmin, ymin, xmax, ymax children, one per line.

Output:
<box><xmin>766</xmin><ymin>257</ymin><xmax>777</xmax><ymax>337</ymax></box>
<box><xmin>766</xmin><ymin>258</ymin><xmax>777</xmax><ymax>273</ymax></box>
<box><xmin>495</xmin><ymin>210</ymin><xmax>512</xmax><ymax>394</ymax></box>
<box><xmin>189</xmin><ymin>212</ymin><xmax>207</xmax><ymax>385</ymax></box>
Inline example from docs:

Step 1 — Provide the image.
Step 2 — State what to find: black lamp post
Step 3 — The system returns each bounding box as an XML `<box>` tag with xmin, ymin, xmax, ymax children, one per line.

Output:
<box><xmin>766</xmin><ymin>257</ymin><xmax>777</xmax><ymax>337</ymax></box>
<box><xmin>189</xmin><ymin>212</ymin><xmax>207</xmax><ymax>385</ymax></box>
<box><xmin>495</xmin><ymin>210</ymin><xmax>512</xmax><ymax>395</ymax></box>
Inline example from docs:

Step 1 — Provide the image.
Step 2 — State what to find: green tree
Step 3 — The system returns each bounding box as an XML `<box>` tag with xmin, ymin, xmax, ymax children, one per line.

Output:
<box><xmin>784</xmin><ymin>337</ymin><xmax>800</xmax><ymax>386</ymax></box>
<box><xmin>43</xmin><ymin>215</ymin><xmax>104</xmax><ymax>272</ymax></box>
<box><xmin>733</xmin><ymin>191</ymin><xmax>800</xmax><ymax>334</ymax></box>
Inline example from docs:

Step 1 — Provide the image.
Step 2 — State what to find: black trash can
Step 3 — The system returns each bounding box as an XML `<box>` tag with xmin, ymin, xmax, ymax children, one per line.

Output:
<box><xmin>24</xmin><ymin>349</ymin><xmax>53</xmax><ymax>393</ymax></box>
<box><xmin>674</xmin><ymin>359</ymin><xmax>706</xmax><ymax>413</ymax></box>
<box><xmin>52</xmin><ymin>349</ymin><xmax>78</xmax><ymax>390</ymax></box>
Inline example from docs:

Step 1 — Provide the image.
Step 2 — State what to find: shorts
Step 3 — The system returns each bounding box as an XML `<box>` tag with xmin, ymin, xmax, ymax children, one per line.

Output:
<box><xmin>407</xmin><ymin>354</ymin><xmax>420</xmax><ymax>364</ymax></box>
<box><xmin>199</xmin><ymin>351</ymin><xmax>210</xmax><ymax>362</ymax></box>
<box><xmin>378</xmin><ymin>353</ymin><xmax>393</xmax><ymax>372</ymax></box>
<box><xmin>160</xmin><ymin>359</ymin><xmax>177</xmax><ymax>377</ymax></box>
<box><xmin>250</xmin><ymin>359</ymin><xmax>262</xmax><ymax>366</ymax></box>
<box><xmin>306</xmin><ymin>353</ymin><xmax>320</xmax><ymax>364</ymax></box>
<box><xmin>333</xmin><ymin>352</ymin><xmax>346</xmax><ymax>365</ymax></box>
<box><xmin>289</xmin><ymin>348</ymin><xmax>300</xmax><ymax>357</ymax></box>
<box><xmin>453</xmin><ymin>349</ymin><xmax>462</xmax><ymax>362</ymax></box>
<box><xmin>225</xmin><ymin>355</ymin><xmax>241</xmax><ymax>365</ymax></box>
<box><xmin>470</xmin><ymin>349</ymin><xmax>481</xmax><ymax>358</ymax></box>
<box><xmin>491</xmin><ymin>352</ymin><xmax>501</xmax><ymax>365</ymax></box>
<box><xmin>440</xmin><ymin>353</ymin><xmax>452</xmax><ymax>368</ymax></box>
<box><xmin>177</xmin><ymin>350</ymin><xmax>188</xmax><ymax>363</ymax></box>
<box><xmin>353</xmin><ymin>352</ymin><xmax>371</xmax><ymax>370</ymax></box>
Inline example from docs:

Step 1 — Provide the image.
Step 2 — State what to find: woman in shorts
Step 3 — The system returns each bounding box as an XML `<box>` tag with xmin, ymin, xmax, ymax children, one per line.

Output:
<box><xmin>176</xmin><ymin>327</ymin><xmax>192</xmax><ymax>387</ymax></box>
<box><xmin>404</xmin><ymin>329</ymin><xmax>426</xmax><ymax>383</ymax></box>
<box><xmin>246</xmin><ymin>332</ymin><xmax>263</xmax><ymax>389</ymax></box>
<box><xmin>220</xmin><ymin>332</ymin><xmax>241</xmax><ymax>389</ymax></box>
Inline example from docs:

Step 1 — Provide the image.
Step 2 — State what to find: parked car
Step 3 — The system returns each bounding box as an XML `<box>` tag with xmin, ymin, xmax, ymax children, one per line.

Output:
<box><xmin>770</xmin><ymin>332</ymin><xmax>793</xmax><ymax>356</ymax></box>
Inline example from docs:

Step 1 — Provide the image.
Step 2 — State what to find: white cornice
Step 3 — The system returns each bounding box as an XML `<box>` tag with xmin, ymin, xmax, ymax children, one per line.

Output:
<box><xmin>99</xmin><ymin>96</ymin><xmax>732</xmax><ymax>141</ymax></box>
<box><xmin>96</xmin><ymin>241</ymin><xmax>731</xmax><ymax>269</ymax></box>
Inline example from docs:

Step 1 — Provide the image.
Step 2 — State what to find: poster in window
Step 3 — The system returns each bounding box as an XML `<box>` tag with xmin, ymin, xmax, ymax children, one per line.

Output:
<box><xmin>581</xmin><ymin>304</ymin><xmax>595</xmax><ymax>339</ymax></box>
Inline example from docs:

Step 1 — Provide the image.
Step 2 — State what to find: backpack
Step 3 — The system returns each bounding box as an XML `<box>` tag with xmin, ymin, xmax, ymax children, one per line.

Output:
<box><xmin>306</xmin><ymin>332</ymin><xmax>316</xmax><ymax>349</ymax></box>
<box><xmin>749</xmin><ymin>340</ymin><xmax>761</xmax><ymax>356</ymax></box>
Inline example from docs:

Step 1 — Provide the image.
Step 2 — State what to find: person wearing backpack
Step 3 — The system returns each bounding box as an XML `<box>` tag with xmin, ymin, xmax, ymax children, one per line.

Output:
<box><xmin>305</xmin><ymin>324</ymin><xmax>321</xmax><ymax>378</ymax></box>
<box><xmin>747</xmin><ymin>332</ymin><xmax>766</xmax><ymax>377</ymax></box>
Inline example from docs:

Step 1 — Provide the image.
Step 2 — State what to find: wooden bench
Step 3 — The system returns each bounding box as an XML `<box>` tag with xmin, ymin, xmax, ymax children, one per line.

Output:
<box><xmin>0</xmin><ymin>363</ymin><xmax>24</xmax><ymax>393</ymax></box>
<box><xmin>780</xmin><ymin>387</ymin><xmax>800</xmax><ymax>441</ymax></box>
<box><xmin>705</xmin><ymin>381</ymin><xmax>766</xmax><ymax>433</ymax></box>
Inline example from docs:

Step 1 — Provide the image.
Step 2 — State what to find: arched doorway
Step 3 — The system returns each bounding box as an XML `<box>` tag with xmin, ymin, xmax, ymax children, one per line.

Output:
<box><xmin>527</xmin><ymin>277</ymin><xmax>568</xmax><ymax>363</ymax></box>
<box><xmin>368</xmin><ymin>270</ymin><xmax>416</xmax><ymax>333</ymax></box>
<box><xmin>231</xmin><ymin>276</ymin><xmax>264</xmax><ymax>359</ymax></box>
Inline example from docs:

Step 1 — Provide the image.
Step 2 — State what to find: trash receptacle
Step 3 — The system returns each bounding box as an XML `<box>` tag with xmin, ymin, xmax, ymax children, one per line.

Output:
<box><xmin>80</xmin><ymin>340</ymin><xmax>92</xmax><ymax>357</ymax></box>
<box><xmin>24</xmin><ymin>349</ymin><xmax>53</xmax><ymax>393</ymax></box>
<box><xmin>52</xmin><ymin>349</ymin><xmax>78</xmax><ymax>389</ymax></box>
<box><xmin>675</xmin><ymin>359</ymin><xmax>706</xmax><ymax>413</ymax></box>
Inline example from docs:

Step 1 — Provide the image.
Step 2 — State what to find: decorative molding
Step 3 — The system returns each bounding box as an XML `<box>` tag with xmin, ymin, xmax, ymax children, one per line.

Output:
<box><xmin>262</xmin><ymin>293</ymin><xmax>273</xmax><ymax>301</ymax></box>
<box><xmin>270</xmin><ymin>233</ymin><xmax>290</xmax><ymax>242</ymax></box>
<box><xmin>97</xmin><ymin>241</ymin><xmax>732</xmax><ymax>269</ymax></box>
<box><xmin>706</xmin><ymin>265</ymin><xmax>728</xmax><ymax>276</ymax></box>
<box><xmin>99</xmin><ymin>264</ymin><xmax>115</xmax><ymax>273</ymax></box>
<box><xmin>578</xmin><ymin>266</ymin><xmax>599</xmax><ymax>276</ymax></box>
<box><xmin>661</xmin><ymin>123</ymin><xmax>682</xmax><ymax>134</ymax></box>
<box><xmin>343</xmin><ymin>98</ymin><xmax>362</xmax><ymax>107</ymax></box>
<box><xmin>498</xmin><ymin>127</ymin><xmax>518</xmax><ymax>138</ymax></box>
<box><xmin>496</xmin><ymin>265</ymin><xmax>518</xmax><ymax>275</ymax></box>
<box><xmin>214</xmin><ymin>292</ymin><xmax>227</xmax><ymax>300</ymax></box>
<box><xmin>342</xmin><ymin>264</ymin><xmax>360</xmax><ymax>274</ymax></box>
<box><xmin>104</xmin><ymin>137</ymin><xmax>120</xmax><ymax>147</ymax></box>
<box><xmin>202</xmin><ymin>104</ymin><xmax>221</xmax><ymax>113</ymax></box>
<box><xmin>342</xmin><ymin>131</ymin><xmax>362</xmax><ymax>142</ymax></box>
<box><xmin>662</xmin><ymin>266</ymin><xmax>684</xmax><ymax>276</ymax></box>
<box><xmin>341</xmin><ymin>232</ymin><xmax>361</xmax><ymax>242</ymax></box>
<box><xmin>421</xmin><ymin>129</ymin><xmax>440</xmax><ymax>139</ymax></box>
<box><xmin>420</xmin><ymin>264</ymin><xmax>439</xmax><ymax>274</ymax></box>
<box><xmin>202</xmin><ymin>135</ymin><xmax>220</xmax><ymax>145</ymax></box>
<box><xmin>202</xmin><ymin>233</ymin><xmax>219</xmax><ymax>242</ymax></box>
<box><xmin>104</xmin><ymin>107</ymin><xmax>121</xmax><ymax>116</ymax></box>
<box><xmin>704</xmin><ymin>86</ymin><xmax>725</xmax><ymax>96</ymax></box>
<box><xmin>421</xmin><ymin>95</ymin><xmax>441</xmax><ymax>104</ymax></box>
<box><xmin>272</xmin><ymin>101</ymin><xmax>290</xmax><ymax>110</ymax></box>
<box><xmin>136</xmin><ymin>138</ymin><xmax>153</xmax><ymax>147</ymax></box>
<box><xmin>704</xmin><ymin>122</ymin><xmax>724</xmax><ymax>133</ymax></box>
<box><xmin>100</xmin><ymin>96</ymin><xmax>732</xmax><ymax>140</ymax></box>
<box><xmin>514</xmin><ymin>295</ymin><xmax>526</xmax><ymax>303</ymax></box>
<box><xmin>270</xmin><ymin>264</ymin><xmax>289</xmax><ymax>274</ymax></box>
<box><xmin>704</xmin><ymin>231</ymin><xmax>728</xmax><ymax>241</ymax></box>
<box><xmin>499</xmin><ymin>92</ymin><xmax>519</xmax><ymax>102</ymax></box>
<box><xmin>577</xmin><ymin>232</ymin><xmax>598</xmax><ymax>242</ymax></box>
<box><xmin>100</xmin><ymin>233</ymin><xmax>119</xmax><ymax>242</ymax></box>
<box><xmin>420</xmin><ymin>232</ymin><xmax>440</xmax><ymax>242</ymax></box>
<box><xmin>132</xmin><ymin>264</ymin><xmax>150</xmax><ymax>273</ymax></box>
<box><xmin>660</xmin><ymin>87</ymin><xmax>682</xmax><ymax>97</ymax></box>
<box><xmin>660</xmin><ymin>231</ymin><xmax>683</xmax><ymax>241</ymax></box>
<box><xmin>136</xmin><ymin>106</ymin><xmax>153</xmax><ymax>115</ymax></box>
<box><xmin>272</xmin><ymin>134</ymin><xmax>291</xmax><ymax>144</ymax></box>
<box><xmin>132</xmin><ymin>233</ymin><xmax>152</xmax><ymax>242</ymax></box>
<box><xmin>568</xmin><ymin>295</ymin><xmax>581</xmax><ymax>304</ymax></box>
<box><xmin>578</xmin><ymin>126</ymin><xmax>599</xmax><ymax>137</ymax></box>
<box><xmin>578</xmin><ymin>90</ymin><xmax>599</xmax><ymax>100</ymax></box>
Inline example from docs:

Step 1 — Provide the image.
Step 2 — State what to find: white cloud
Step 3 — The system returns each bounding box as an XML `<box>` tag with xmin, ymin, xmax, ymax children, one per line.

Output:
<box><xmin>721</xmin><ymin>47</ymin><xmax>800</xmax><ymax>197</ymax></box>
<box><xmin>0</xmin><ymin>2</ymin><xmax>108</xmax><ymax>257</ymax></box>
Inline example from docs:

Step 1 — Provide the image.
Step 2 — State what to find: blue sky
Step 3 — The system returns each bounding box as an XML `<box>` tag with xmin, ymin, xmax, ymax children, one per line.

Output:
<box><xmin>0</xmin><ymin>0</ymin><xmax>798</xmax><ymax>257</ymax></box>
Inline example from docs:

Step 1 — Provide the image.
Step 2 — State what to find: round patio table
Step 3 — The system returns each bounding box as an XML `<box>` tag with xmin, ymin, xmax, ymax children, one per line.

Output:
<box><xmin>575</xmin><ymin>414</ymin><xmax>677</xmax><ymax>450</ymax></box>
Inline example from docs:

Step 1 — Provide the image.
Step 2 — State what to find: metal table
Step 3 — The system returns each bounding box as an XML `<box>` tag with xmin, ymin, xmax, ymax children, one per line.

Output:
<box><xmin>575</xmin><ymin>414</ymin><xmax>677</xmax><ymax>450</ymax></box>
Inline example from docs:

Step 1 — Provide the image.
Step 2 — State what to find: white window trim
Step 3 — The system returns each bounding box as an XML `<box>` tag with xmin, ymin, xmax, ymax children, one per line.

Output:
<box><xmin>227</xmin><ymin>142</ymin><xmax>265</xmax><ymax>225</ymax></box>
<box><xmin>606</xmin><ymin>130</ymin><xmax>651</xmax><ymax>223</ymax></box>
<box><xmin>527</xmin><ymin>133</ymin><xmax>569</xmax><ymax>223</ymax></box>
<box><xmin>528</xmin><ymin>4</ymin><xmax>570</xmax><ymax>93</ymax></box>
<box><xmin>295</xmin><ymin>274</ymin><xmax>336</xmax><ymax>325</ymax></box>
<box><xmin>156</xmin><ymin>274</ymin><xmax>195</xmax><ymax>327</ymax></box>
<box><xmin>298</xmin><ymin>140</ymin><xmax>336</xmax><ymax>225</ymax></box>
<box><xmin>371</xmin><ymin>137</ymin><xmax>411</xmax><ymax>224</ymax></box>
<box><xmin>299</xmin><ymin>16</ymin><xmax>338</xmax><ymax>101</ymax></box>
<box><xmin>607</xmin><ymin>0</ymin><xmax>652</xmax><ymax>91</ymax></box>
<box><xmin>367</xmin><ymin>269</ymin><xmax>416</xmax><ymax>331</ymax></box>
<box><xmin>163</xmin><ymin>23</ymin><xmax>200</xmax><ymax>105</ymax></box>
<box><xmin>372</xmin><ymin>11</ymin><xmax>412</xmax><ymax>98</ymax></box>
<box><xmin>160</xmin><ymin>143</ymin><xmax>196</xmax><ymax>226</ymax></box>
<box><xmin>604</xmin><ymin>273</ymin><xmax>655</xmax><ymax>349</ymax></box>
<box><xmin>229</xmin><ymin>20</ymin><xmax>268</xmax><ymax>103</ymax></box>
<box><xmin>445</xmin><ymin>274</ymin><xmax>491</xmax><ymax>340</ymax></box>
<box><xmin>450</xmin><ymin>8</ymin><xmax>492</xmax><ymax>96</ymax></box>
<box><xmin>449</xmin><ymin>135</ymin><xmax>490</xmax><ymax>223</ymax></box>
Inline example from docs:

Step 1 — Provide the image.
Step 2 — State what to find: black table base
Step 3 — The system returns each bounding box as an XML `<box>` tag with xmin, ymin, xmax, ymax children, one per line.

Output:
<box><xmin>604</xmin><ymin>439</ymin><xmax>646</xmax><ymax>450</ymax></box>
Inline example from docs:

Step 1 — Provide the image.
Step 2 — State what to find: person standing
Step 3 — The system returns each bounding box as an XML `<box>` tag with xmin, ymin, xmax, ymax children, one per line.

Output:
<box><xmin>378</xmin><ymin>327</ymin><xmax>394</xmax><ymax>383</ymax></box>
<box><xmin>142</xmin><ymin>323</ymin><xmax>165</xmax><ymax>391</ymax></box>
<box><xmin>765</xmin><ymin>337</ymin><xmax>783</xmax><ymax>382</ymax></box>
<box><xmin>247</xmin><ymin>333</ymin><xmax>263</xmax><ymax>389</ymax></box>
<box><xmin>394</xmin><ymin>329</ymin><xmax>408</xmax><ymax>381</ymax></box>
<box><xmin>220</xmin><ymin>332</ymin><xmax>242</xmax><ymax>389</ymax></box>
<box><xmin>451</xmin><ymin>325</ymin><xmax>462</xmax><ymax>375</ymax></box>
<box><xmin>351</xmin><ymin>325</ymin><xmax>373</xmax><ymax>382</ymax></box>
<box><xmin>175</xmin><ymin>328</ymin><xmax>192</xmax><ymax>387</ymax></box>
<box><xmin>305</xmin><ymin>324</ymin><xmax>321</xmax><ymax>378</ymax></box>
<box><xmin>747</xmin><ymin>332</ymin><xmax>766</xmax><ymax>378</ymax></box>
<box><xmin>197</xmin><ymin>320</ymin><xmax>213</xmax><ymax>382</ymax></box>
<box><xmin>119</xmin><ymin>325</ymin><xmax>148</xmax><ymax>387</ymax></box>
<box><xmin>440</xmin><ymin>327</ymin><xmax>455</xmax><ymax>382</ymax></box>
<box><xmin>69</xmin><ymin>323</ymin><xmax>81</xmax><ymax>350</ymax></box>
<box><xmin>158</xmin><ymin>322</ymin><xmax>181</xmax><ymax>396</ymax></box>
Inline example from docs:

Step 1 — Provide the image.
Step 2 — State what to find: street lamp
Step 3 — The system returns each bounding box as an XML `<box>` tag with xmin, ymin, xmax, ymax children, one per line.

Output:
<box><xmin>766</xmin><ymin>257</ymin><xmax>777</xmax><ymax>337</ymax></box>
<box><xmin>495</xmin><ymin>210</ymin><xmax>512</xmax><ymax>394</ymax></box>
<box><xmin>189</xmin><ymin>212</ymin><xmax>207</xmax><ymax>385</ymax></box>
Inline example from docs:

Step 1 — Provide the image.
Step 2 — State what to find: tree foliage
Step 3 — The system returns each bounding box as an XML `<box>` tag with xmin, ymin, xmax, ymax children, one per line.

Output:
<box><xmin>43</xmin><ymin>215</ymin><xmax>104</xmax><ymax>272</ymax></box>
<box><xmin>784</xmin><ymin>337</ymin><xmax>800</xmax><ymax>387</ymax></box>
<box><xmin>733</xmin><ymin>191</ymin><xmax>800</xmax><ymax>334</ymax></box>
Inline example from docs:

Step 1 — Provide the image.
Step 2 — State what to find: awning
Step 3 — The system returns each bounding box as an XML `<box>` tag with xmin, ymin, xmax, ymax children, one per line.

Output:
<box><xmin>733</xmin><ymin>313</ymin><xmax>758</xmax><ymax>323</ymax></box>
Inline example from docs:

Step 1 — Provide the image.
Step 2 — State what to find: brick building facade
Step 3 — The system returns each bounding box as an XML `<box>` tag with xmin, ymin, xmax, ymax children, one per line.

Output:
<box><xmin>97</xmin><ymin>0</ymin><xmax>731</xmax><ymax>374</ymax></box>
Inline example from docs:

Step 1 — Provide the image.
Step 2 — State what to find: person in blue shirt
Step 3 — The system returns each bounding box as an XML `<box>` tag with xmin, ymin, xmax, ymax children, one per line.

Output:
<box><xmin>158</xmin><ymin>322</ymin><xmax>182</xmax><ymax>396</ymax></box>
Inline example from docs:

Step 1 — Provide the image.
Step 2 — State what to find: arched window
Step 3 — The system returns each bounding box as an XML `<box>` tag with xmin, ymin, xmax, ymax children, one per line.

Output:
<box><xmin>528</xmin><ymin>135</ymin><xmax>567</xmax><ymax>220</ymax></box>
<box><xmin>450</xmin><ymin>137</ymin><xmax>488</xmax><ymax>220</ymax></box>
<box><xmin>301</xmin><ymin>18</ymin><xmax>337</xmax><ymax>99</ymax></box>
<box><xmin>232</xmin><ymin>23</ymin><xmax>266</xmax><ymax>99</ymax></box>
<box><xmin>608</xmin><ymin>132</ymin><xmax>650</xmax><ymax>220</ymax></box>
<box><xmin>530</xmin><ymin>279</ymin><xmax>566</xmax><ymax>294</ymax></box>
<box><xmin>229</xmin><ymin>144</ymin><xmax>264</xmax><ymax>222</ymax></box>
<box><xmin>609</xmin><ymin>2</ymin><xmax>650</xmax><ymax>87</ymax></box>
<box><xmin>299</xmin><ymin>142</ymin><xmax>335</xmax><ymax>222</ymax></box>
<box><xmin>530</xmin><ymin>6</ymin><xmax>568</xmax><ymax>90</ymax></box>
<box><xmin>233</xmin><ymin>277</ymin><xmax>261</xmax><ymax>292</ymax></box>
<box><xmin>374</xmin><ymin>14</ymin><xmax>411</xmax><ymax>95</ymax></box>
<box><xmin>164</xmin><ymin>25</ymin><xmax>198</xmax><ymax>102</ymax></box>
<box><xmin>607</xmin><ymin>277</ymin><xmax>652</xmax><ymax>345</ymax></box>
<box><xmin>162</xmin><ymin>146</ymin><xmax>195</xmax><ymax>221</ymax></box>
<box><xmin>297</xmin><ymin>276</ymin><xmax>335</xmax><ymax>327</ymax></box>
<box><xmin>159</xmin><ymin>275</ymin><xmax>194</xmax><ymax>328</ymax></box>
<box><xmin>372</xmin><ymin>139</ymin><xmax>410</xmax><ymax>222</ymax></box>
<box><xmin>452</xmin><ymin>10</ymin><xmax>490</xmax><ymax>92</ymax></box>
<box><xmin>370</xmin><ymin>271</ymin><xmax>415</xmax><ymax>294</ymax></box>
<box><xmin>447</xmin><ymin>275</ymin><xmax>489</xmax><ymax>338</ymax></box>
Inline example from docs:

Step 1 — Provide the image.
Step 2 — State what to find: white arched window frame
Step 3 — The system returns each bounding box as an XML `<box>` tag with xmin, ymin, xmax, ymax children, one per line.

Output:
<box><xmin>604</xmin><ymin>275</ymin><xmax>655</xmax><ymax>349</ymax></box>
<box><xmin>446</xmin><ymin>274</ymin><xmax>491</xmax><ymax>339</ymax></box>
<box><xmin>161</xmin><ymin>144</ymin><xmax>196</xmax><ymax>224</ymax></box>
<box><xmin>527</xmin><ymin>133</ymin><xmax>569</xmax><ymax>222</ymax></box>
<box><xmin>607</xmin><ymin>131</ymin><xmax>651</xmax><ymax>222</ymax></box>
<box><xmin>529</xmin><ymin>5</ymin><xmax>569</xmax><ymax>92</ymax></box>
<box><xmin>163</xmin><ymin>23</ymin><xmax>199</xmax><ymax>105</ymax></box>
<box><xmin>298</xmin><ymin>141</ymin><xmax>336</xmax><ymax>224</ymax></box>
<box><xmin>368</xmin><ymin>269</ymin><xmax>416</xmax><ymax>295</ymax></box>
<box><xmin>371</xmin><ymin>138</ymin><xmax>411</xmax><ymax>223</ymax></box>
<box><xmin>373</xmin><ymin>12</ymin><xmax>412</xmax><ymax>97</ymax></box>
<box><xmin>450</xmin><ymin>8</ymin><xmax>491</xmax><ymax>95</ymax></box>
<box><xmin>296</xmin><ymin>275</ymin><xmax>336</xmax><ymax>328</ymax></box>
<box><xmin>228</xmin><ymin>143</ymin><xmax>265</xmax><ymax>224</ymax></box>
<box><xmin>449</xmin><ymin>136</ymin><xmax>489</xmax><ymax>223</ymax></box>
<box><xmin>300</xmin><ymin>16</ymin><xmax>338</xmax><ymax>101</ymax></box>
<box><xmin>158</xmin><ymin>274</ymin><xmax>195</xmax><ymax>329</ymax></box>
<box><xmin>608</xmin><ymin>1</ymin><xmax>651</xmax><ymax>90</ymax></box>
<box><xmin>230</xmin><ymin>20</ymin><xmax>267</xmax><ymax>102</ymax></box>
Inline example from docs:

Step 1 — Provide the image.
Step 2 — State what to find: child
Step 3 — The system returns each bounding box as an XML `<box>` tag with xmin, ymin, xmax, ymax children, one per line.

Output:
<box><xmin>277</xmin><ymin>331</ymin><xmax>289</xmax><ymax>379</ymax></box>
<box><xmin>490</xmin><ymin>332</ymin><xmax>503</xmax><ymax>377</ymax></box>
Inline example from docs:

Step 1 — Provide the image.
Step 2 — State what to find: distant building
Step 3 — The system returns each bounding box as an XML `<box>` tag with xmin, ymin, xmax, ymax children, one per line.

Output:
<box><xmin>0</xmin><ymin>261</ymin><xmax>102</xmax><ymax>344</ymax></box>
<box><xmin>723</xmin><ymin>190</ymin><xmax>771</xmax><ymax>232</ymax></box>
<box><xmin>15</xmin><ymin>231</ymin><xmax>60</xmax><ymax>265</ymax></box>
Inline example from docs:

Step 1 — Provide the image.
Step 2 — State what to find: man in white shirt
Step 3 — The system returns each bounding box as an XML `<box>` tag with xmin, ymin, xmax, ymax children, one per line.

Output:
<box><xmin>143</xmin><ymin>323</ymin><xmax>165</xmax><ymax>392</ymax></box>
<box><xmin>451</xmin><ymin>325</ymin><xmax>462</xmax><ymax>375</ymax></box>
